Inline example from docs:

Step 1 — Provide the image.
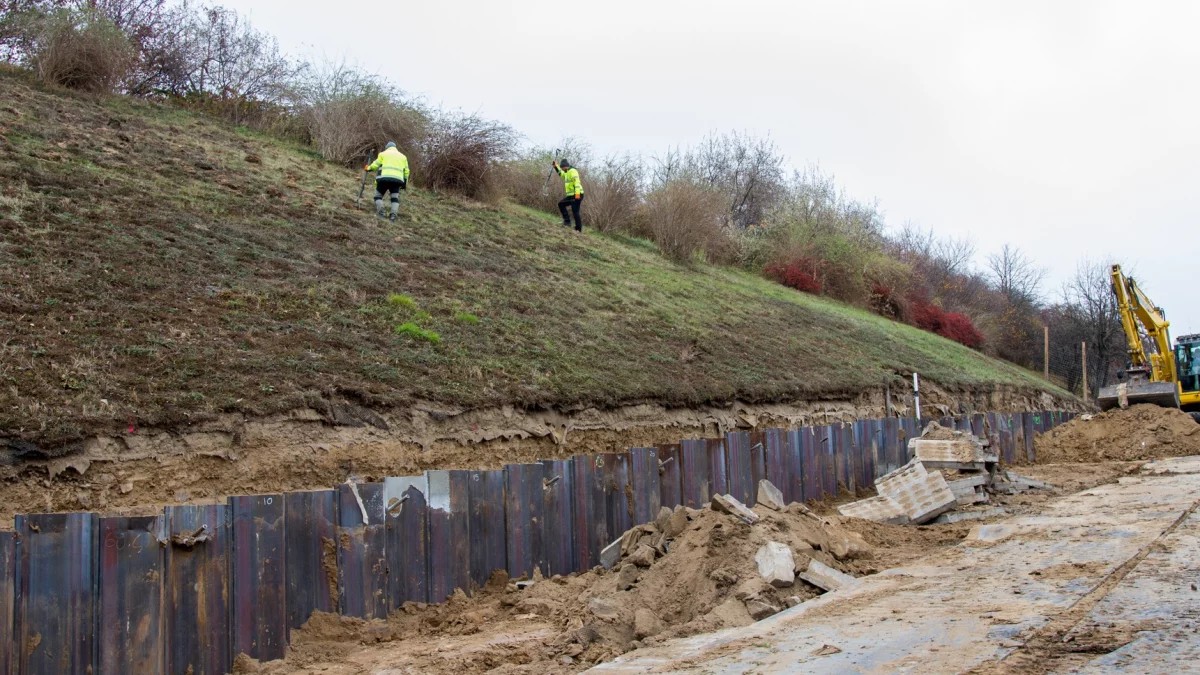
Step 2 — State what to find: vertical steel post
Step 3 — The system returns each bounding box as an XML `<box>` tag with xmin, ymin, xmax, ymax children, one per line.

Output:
<box><xmin>1082</xmin><ymin>341</ymin><xmax>1089</xmax><ymax>402</ymax></box>
<box><xmin>912</xmin><ymin>372</ymin><xmax>921</xmax><ymax>424</ymax></box>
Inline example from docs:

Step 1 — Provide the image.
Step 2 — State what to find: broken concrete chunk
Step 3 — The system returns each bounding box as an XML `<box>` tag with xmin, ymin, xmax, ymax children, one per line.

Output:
<box><xmin>588</xmin><ymin>597</ymin><xmax>621</xmax><ymax>621</ymax></box>
<box><xmin>756</xmin><ymin>479</ymin><xmax>786</xmax><ymax>511</ymax></box>
<box><xmin>600</xmin><ymin>539</ymin><xmax>622</xmax><ymax>569</ymax></box>
<box><xmin>711</xmin><ymin>494</ymin><xmax>760</xmax><ymax>524</ymax></box>
<box><xmin>910</xmin><ymin>438</ymin><xmax>996</xmax><ymax>465</ymax></box>
<box><xmin>933</xmin><ymin>507</ymin><xmax>1006</xmax><ymax>525</ymax></box>
<box><xmin>797</xmin><ymin>559</ymin><xmax>857</xmax><ymax>593</ymax></box>
<box><xmin>628</xmin><ymin>544</ymin><xmax>657</xmax><ymax>568</ymax></box>
<box><xmin>745</xmin><ymin>599</ymin><xmax>780</xmax><ymax>620</ymax></box>
<box><xmin>1003</xmin><ymin>471</ymin><xmax>1053</xmax><ymax>490</ymax></box>
<box><xmin>616</xmin><ymin>564</ymin><xmax>639</xmax><ymax>591</ymax></box>
<box><xmin>874</xmin><ymin>460</ymin><xmax>957</xmax><ymax>525</ymax></box>
<box><xmin>733</xmin><ymin>577</ymin><xmax>770</xmax><ymax>601</ymax></box>
<box><xmin>633</xmin><ymin>607</ymin><xmax>664</xmax><ymax>639</ymax></box>
<box><xmin>654</xmin><ymin>505</ymin><xmax>673</xmax><ymax>532</ymax></box>
<box><xmin>755</xmin><ymin>541</ymin><xmax>796</xmax><ymax>588</ymax></box>
<box><xmin>826</xmin><ymin>531</ymin><xmax>872</xmax><ymax>561</ymax></box>
<box><xmin>662</xmin><ymin>506</ymin><xmax>689</xmax><ymax>538</ymax></box>
<box><xmin>947</xmin><ymin>473</ymin><xmax>991</xmax><ymax>497</ymax></box>
<box><xmin>784</xmin><ymin>596</ymin><xmax>803</xmax><ymax>608</ymax></box>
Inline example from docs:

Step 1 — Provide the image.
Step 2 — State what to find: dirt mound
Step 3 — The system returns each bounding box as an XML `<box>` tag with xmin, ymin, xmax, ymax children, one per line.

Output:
<box><xmin>255</xmin><ymin>498</ymin><xmax>933</xmax><ymax>674</ymax></box>
<box><xmin>1035</xmin><ymin>405</ymin><xmax>1200</xmax><ymax>463</ymax></box>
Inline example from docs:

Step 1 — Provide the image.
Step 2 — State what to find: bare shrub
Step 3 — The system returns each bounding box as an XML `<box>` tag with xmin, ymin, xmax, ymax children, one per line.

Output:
<box><xmin>28</xmin><ymin>8</ymin><xmax>134</xmax><ymax>92</ymax></box>
<box><xmin>420</xmin><ymin>111</ymin><xmax>517</xmax><ymax>201</ymax></box>
<box><xmin>500</xmin><ymin>138</ymin><xmax>593</xmax><ymax>213</ymax></box>
<box><xmin>292</xmin><ymin>61</ymin><xmax>426</xmax><ymax>167</ymax></box>
<box><xmin>582</xmin><ymin>153</ymin><xmax>643</xmax><ymax>234</ymax></box>
<box><xmin>640</xmin><ymin>179</ymin><xmax>728</xmax><ymax>264</ymax></box>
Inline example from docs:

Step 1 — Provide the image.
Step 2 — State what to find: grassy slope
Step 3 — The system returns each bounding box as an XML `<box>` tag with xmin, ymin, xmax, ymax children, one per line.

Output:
<box><xmin>0</xmin><ymin>71</ymin><xmax>1059</xmax><ymax>444</ymax></box>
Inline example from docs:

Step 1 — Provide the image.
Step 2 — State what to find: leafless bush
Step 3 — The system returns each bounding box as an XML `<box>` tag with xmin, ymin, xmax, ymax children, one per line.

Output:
<box><xmin>27</xmin><ymin>8</ymin><xmax>134</xmax><ymax>92</ymax></box>
<box><xmin>292</xmin><ymin>60</ymin><xmax>426</xmax><ymax>167</ymax></box>
<box><xmin>640</xmin><ymin>179</ymin><xmax>728</xmax><ymax>264</ymax></box>
<box><xmin>582</xmin><ymin>153</ymin><xmax>643</xmax><ymax>233</ymax></box>
<box><xmin>420</xmin><ymin>111</ymin><xmax>517</xmax><ymax>201</ymax></box>
<box><xmin>500</xmin><ymin>138</ymin><xmax>593</xmax><ymax>213</ymax></box>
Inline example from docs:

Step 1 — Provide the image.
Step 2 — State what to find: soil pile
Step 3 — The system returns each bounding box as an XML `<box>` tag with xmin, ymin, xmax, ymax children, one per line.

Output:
<box><xmin>1035</xmin><ymin>405</ymin><xmax>1200</xmax><ymax>463</ymax></box>
<box><xmin>253</xmin><ymin>498</ymin><xmax>929</xmax><ymax>674</ymax></box>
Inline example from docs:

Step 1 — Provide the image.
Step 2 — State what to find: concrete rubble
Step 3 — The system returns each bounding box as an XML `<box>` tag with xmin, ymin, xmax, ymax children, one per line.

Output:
<box><xmin>755</xmin><ymin>541</ymin><xmax>796</xmax><ymax>587</ymax></box>
<box><xmin>796</xmin><ymin>559</ymin><xmax>858</xmax><ymax>592</ymax></box>
<box><xmin>838</xmin><ymin>421</ymin><xmax>1054</xmax><ymax>526</ymax></box>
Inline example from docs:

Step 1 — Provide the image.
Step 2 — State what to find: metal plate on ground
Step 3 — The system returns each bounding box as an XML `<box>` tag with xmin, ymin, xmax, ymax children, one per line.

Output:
<box><xmin>468</xmin><ymin>470</ymin><xmax>508</xmax><ymax>589</ymax></box>
<box><xmin>337</xmin><ymin>482</ymin><xmax>388</xmax><ymax>619</ymax></box>
<box><xmin>283</xmin><ymin>490</ymin><xmax>338</xmax><ymax>629</ymax></box>
<box><xmin>230</xmin><ymin>495</ymin><xmax>287</xmax><ymax>662</ymax></box>
<box><xmin>571</xmin><ymin>456</ymin><xmax>606</xmax><ymax>569</ymax></box>
<box><xmin>763</xmin><ymin>429</ymin><xmax>789</xmax><ymax>504</ymax></box>
<box><xmin>540</xmin><ymin>459</ymin><xmax>576</xmax><ymax>576</ymax></box>
<box><xmin>656</xmin><ymin>445</ymin><xmax>682</xmax><ymax>511</ymax></box>
<box><xmin>384</xmin><ymin>476</ymin><xmax>429</xmax><ymax>606</ymax></box>
<box><xmin>98</xmin><ymin>515</ymin><xmax>165</xmax><ymax>675</ymax></box>
<box><xmin>0</xmin><ymin>532</ymin><xmax>12</xmax><ymax>675</ymax></box>
<box><xmin>17</xmin><ymin>513</ymin><xmax>98</xmax><ymax>675</ymax></box>
<box><xmin>680</xmin><ymin>440</ymin><xmax>711</xmax><ymax>508</ymax></box>
<box><xmin>165</xmin><ymin>504</ymin><xmax>230</xmax><ymax>675</ymax></box>
<box><xmin>629</xmin><ymin>448</ymin><xmax>661</xmax><ymax>526</ymax></box>
<box><xmin>427</xmin><ymin>470</ymin><xmax>471</xmax><ymax>602</ymax></box>
<box><xmin>724</xmin><ymin>432</ymin><xmax>754</xmax><ymax>506</ymax></box>
<box><xmin>707</xmin><ymin>439</ymin><xmax>728</xmax><ymax>498</ymax></box>
<box><xmin>504</xmin><ymin>464</ymin><xmax>545</xmax><ymax>579</ymax></box>
<box><xmin>600</xmin><ymin>453</ymin><xmax>632</xmax><ymax>546</ymax></box>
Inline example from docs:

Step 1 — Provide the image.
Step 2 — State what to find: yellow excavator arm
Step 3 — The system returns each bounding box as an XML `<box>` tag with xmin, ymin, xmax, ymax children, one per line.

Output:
<box><xmin>1111</xmin><ymin>264</ymin><xmax>1179</xmax><ymax>385</ymax></box>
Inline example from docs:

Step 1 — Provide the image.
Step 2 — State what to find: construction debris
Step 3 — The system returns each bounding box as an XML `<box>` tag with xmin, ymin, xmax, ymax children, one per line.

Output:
<box><xmin>797</xmin><ymin>559</ymin><xmax>858</xmax><ymax>592</ymax></box>
<box><xmin>839</xmin><ymin>422</ymin><xmax>1053</xmax><ymax>526</ymax></box>
<box><xmin>755</xmin><ymin>542</ymin><xmax>796</xmax><ymax>588</ymax></box>
<box><xmin>711</xmin><ymin>494</ymin><xmax>760</xmax><ymax>524</ymax></box>
<box><xmin>757</xmin><ymin>479</ymin><xmax>786</xmax><ymax>511</ymax></box>
<box><xmin>932</xmin><ymin>507</ymin><xmax>1007</xmax><ymax>525</ymax></box>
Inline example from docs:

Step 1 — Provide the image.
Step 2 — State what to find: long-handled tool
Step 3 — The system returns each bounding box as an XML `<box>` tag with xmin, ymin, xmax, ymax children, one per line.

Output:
<box><xmin>356</xmin><ymin>148</ymin><xmax>375</xmax><ymax>208</ymax></box>
<box><xmin>541</xmin><ymin>147</ymin><xmax>561</xmax><ymax>196</ymax></box>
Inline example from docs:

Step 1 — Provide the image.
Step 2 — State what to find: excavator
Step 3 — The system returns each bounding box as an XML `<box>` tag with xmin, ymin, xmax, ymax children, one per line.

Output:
<box><xmin>1097</xmin><ymin>264</ymin><xmax>1200</xmax><ymax>422</ymax></box>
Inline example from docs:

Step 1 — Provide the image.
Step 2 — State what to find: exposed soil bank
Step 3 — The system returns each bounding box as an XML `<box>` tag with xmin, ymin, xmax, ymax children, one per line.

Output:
<box><xmin>0</xmin><ymin>384</ymin><xmax>1074</xmax><ymax>525</ymax></box>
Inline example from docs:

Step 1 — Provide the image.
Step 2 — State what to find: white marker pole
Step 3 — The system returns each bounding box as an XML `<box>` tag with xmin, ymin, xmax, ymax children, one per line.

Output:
<box><xmin>913</xmin><ymin>372</ymin><xmax>921</xmax><ymax>424</ymax></box>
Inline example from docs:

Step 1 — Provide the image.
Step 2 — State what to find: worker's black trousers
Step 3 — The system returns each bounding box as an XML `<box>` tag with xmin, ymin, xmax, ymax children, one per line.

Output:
<box><xmin>558</xmin><ymin>195</ymin><xmax>584</xmax><ymax>231</ymax></box>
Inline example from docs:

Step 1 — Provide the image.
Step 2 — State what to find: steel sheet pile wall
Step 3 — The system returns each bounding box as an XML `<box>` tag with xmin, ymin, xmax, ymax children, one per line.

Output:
<box><xmin>0</xmin><ymin>410</ymin><xmax>1072</xmax><ymax>672</ymax></box>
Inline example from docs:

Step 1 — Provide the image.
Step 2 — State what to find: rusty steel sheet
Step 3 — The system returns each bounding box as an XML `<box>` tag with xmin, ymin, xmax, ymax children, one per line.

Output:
<box><xmin>1021</xmin><ymin>413</ymin><xmax>1036</xmax><ymax>461</ymax></box>
<box><xmin>817</xmin><ymin>425</ymin><xmax>837</xmax><ymax>499</ymax></box>
<box><xmin>680</xmin><ymin>440</ymin><xmax>711</xmax><ymax>509</ymax></box>
<box><xmin>882</xmin><ymin>417</ymin><xmax>902</xmax><ymax>476</ymax></box>
<box><xmin>791</xmin><ymin>428</ymin><xmax>811</xmax><ymax>503</ymax></box>
<box><xmin>165</xmin><ymin>504</ymin><xmax>230</xmax><ymax>675</ymax></box>
<box><xmin>427</xmin><ymin>470</ymin><xmax>471</xmax><ymax>602</ymax></box>
<box><xmin>971</xmin><ymin>414</ymin><xmax>986</xmax><ymax>438</ymax></box>
<box><xmin>337</xmin><ymin>482</ymin><xmax>388</xmax><ymax>619</ymax></box>
<box><xmin>13</xmin><ymin>515</ymin><xmax>86</xmax><ymax>673</ymax></box>
<box><xmin>230</xmin><ymin>495</ymin><xmax>287</xmax><ymax>662</ymax></box>
<box><xmin>571</xmin><ymin>455</ymin><xmax>607</xmax><ymax>569</ymax></box>
<box><xmin>0</xmin><ymin>532</ymin><xmax>13</xmax><ymax>675</ymax></box>
<box><xmin>656</xmin><ymin>445</ymin><xmax>683</xmax><ymax>511</ymax></box>
<box><xmin>468</xmin><ymin>470</ymin><xmax>508</xmax><ymax>589</ymax></box>
<box><xmin>862</xmin><ymin>419</ymin><xmax>882</xmax><ymax>482</ymax></box>
<box><xmin>599</xmin><ymin>453</ymin><xmax>632</xmax><ymax>547</ymax></box>
<box><xmin>724</xmin><ymin>432</ymin><xmax>754</xmax><ymax>506</ymax></box>
<box><xmin>540</xmin><ymin>459</ymin><xmax>576</xmax><ymax>576</ymax></box>
<box><xmin>384</xmin><ymin>476</ymin><xmax>430</xmax><ymax>606</ymax></box>
<box><xmin>838</xmin><ymin>423</ymin><xmax>856</xmax><ymax>495</ymax></box>
<box><xmin>98</xmin><ymin>515</ymin><xmax>165</xmax><ymax>675</ymax></box>
<box><xmin>628</xmin><ymin>448</ymin><xmax>661</xmax><ymax>526</ymax></box>
<box><xmin>851</xmin><ymin>421</ymin><xmax>869</xmax><ymax>492</ymax></box>
<box><xmin>283</xmin><ymin>490</ymin><xmax>338</xmax><ymax>629</ymax></box>
<box><xmin>749</xmin><ymin>432</ymin><xmax>767</xmax><ymax>494</ymax></box>
<box><xmin>763</xmin><ymin>429</ymin><xmax>789</xmax><ymax>503</ymax></box>
<box><xmin>706</xmin><ymin>439</ymin><xmax>728</xmax><ymax>499</ymax></box>
<box><xmin>830</xmin><ymin>423</ymin><xmax>849</xmax><ymax>496</ymax></box>
<box><xmin>504</xmin><ymin>464</ymin><xmax>545</xmax><ymax>580</ymax></box>
<box><xmin>16</xmin><ymin>513</ymin><xmax>98</xmax><ymax>675</ymax></box>
<box><xmin>996</xmin><ymin>414</ymin><xmax>1016</xmax><ymax>465</ymax></box>
<box><xmin>899</xmin><ymin>418</ymin><xmax>921</xmax><ymax>462</ymax></box>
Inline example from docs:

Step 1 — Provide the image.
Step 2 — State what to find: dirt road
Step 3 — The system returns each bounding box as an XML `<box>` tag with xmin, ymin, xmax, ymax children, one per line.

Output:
<box><xmin>590</xmin><ymin>457</ymin><xmax>1200</xmax><ymax>674</ymax></box>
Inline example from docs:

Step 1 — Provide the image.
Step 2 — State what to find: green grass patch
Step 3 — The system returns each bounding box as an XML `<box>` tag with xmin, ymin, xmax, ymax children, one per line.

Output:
<box><xmin>395</xmin><ymin>323</ymin><xmax>442</xmax><ymax>344</ymax></box>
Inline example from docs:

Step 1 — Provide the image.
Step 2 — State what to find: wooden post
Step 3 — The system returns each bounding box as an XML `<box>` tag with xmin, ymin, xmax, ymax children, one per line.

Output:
<box><xmin>1082</xmin><ymin>342</ymin><xmax>1088</xmax><ymax>402</ymax></box>
<box><xmin>1044</xmin><ymin>325</ymin><xmax>1050</xmax><ymax>379</ymax></box>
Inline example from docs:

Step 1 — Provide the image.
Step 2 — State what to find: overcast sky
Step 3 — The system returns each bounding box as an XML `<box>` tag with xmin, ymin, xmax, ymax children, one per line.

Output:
<box><xmin>225</xmin><ymin>0</ymin><xmax>1200</xmax><ymax>336</ymax></box>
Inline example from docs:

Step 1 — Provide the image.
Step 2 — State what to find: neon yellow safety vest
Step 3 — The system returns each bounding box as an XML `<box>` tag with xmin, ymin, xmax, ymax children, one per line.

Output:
<box><xmin>368</xmin><ymin>147</ymin><xmax>410</xmax><ymax>183</ymax></box>
<box><xmin>557</xmin><ymin>166</ymin><xmax>584</xmax><ymax>196</ymax></box>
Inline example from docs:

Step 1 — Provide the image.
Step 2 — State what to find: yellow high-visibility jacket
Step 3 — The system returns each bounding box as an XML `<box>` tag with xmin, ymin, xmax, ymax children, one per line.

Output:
<box><xmin>556</xmin><ymin>166</ymin><xmax>584</xmax><ymax>197</ymax></box>
<box><xmin>368</xmin><ymin>147</ymin><xmax>410</xmax><ymax>183</ymax></box>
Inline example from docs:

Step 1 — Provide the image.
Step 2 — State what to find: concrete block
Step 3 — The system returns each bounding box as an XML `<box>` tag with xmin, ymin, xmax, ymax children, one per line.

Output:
<box><xmin>947</xmin><ymin>473</ymin><xmax>991</xmax><ymax>495</ymax></box>
<box><xmin>628</xmin><ymin>544</ymin><xmax>657</xmax><ymax>568</ymax></box>
<box><xmin>797</xmin><ymin>559</ymin><xmax>857</xmax><ymax>592</ymax></box>
<box><xmin>712</xmin><ymin>494</ymin><xmax>760</xmax><ymax>525</ymax></box>
<box><xmin>600</xmin><ymin>538</ymin><xmax>622</xmax><ymax>569</ymax></box>
<box><xmin>955</xmin><ymin>488</ymin><xmax>988</xmax><ymax>507</ymax></box>
<box><xmin>756</xmin><ymin>479</ymin><xmax>786</xmax><ymax>511</ymax></box>
<box><xmin>745</xmin><ymin>599</ymin><xmax>780</xmax><ymax>620</ymax></box>
<box><xmin>617</xmin><ymin>563</ymin><xmax>639</xmax><ymax>591</ymax></box>
<box><xmin>933</xmin><ymin>507</ymin><xmax>1007</xmax><ymax>525</ymax></box>
<box><xmin>874</xmin><ymin>460</ymin><xmax>957</xmax><ymax>525</ymax></box>
<box><xmin>662</xmin><ymin>506</ymin><xmax>689</xmax><ymax>538</ymax></box>
<box><xmin>755</xmin><ymin>541</ymin><xmax>796</xmax><ymax>588</ymax></box>
<box><xmin>910</xmin><ymin>438</ymin><xmax>998</xmax><ymax>464</ymax></box>
<box><xmin>654</xmin><ymin>506</ymin><xmax>673</xmax><ymax>532</ymax></box>
<box><xmin>1003</xmin><ymin>471</ymin><xmax>1053</xmax><ymax>490</ymax></box>
<box><xmin>837</xmin><ymin>495</ymin><xmax>910</xmax><ymax>525</ymax></box>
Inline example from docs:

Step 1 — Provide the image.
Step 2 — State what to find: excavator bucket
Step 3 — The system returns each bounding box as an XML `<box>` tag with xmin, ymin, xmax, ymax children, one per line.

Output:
<box><xmin>1096</xmin><ymin>381</ymin><xmax>1180</xmax><ymax>411</ymax></box>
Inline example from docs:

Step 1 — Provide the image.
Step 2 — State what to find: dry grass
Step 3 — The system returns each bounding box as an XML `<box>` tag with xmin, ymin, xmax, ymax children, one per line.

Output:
<box><xmin>29</xmin><ymin>9</ymin><xmax>134</xmax><ymax>93</ymax></box>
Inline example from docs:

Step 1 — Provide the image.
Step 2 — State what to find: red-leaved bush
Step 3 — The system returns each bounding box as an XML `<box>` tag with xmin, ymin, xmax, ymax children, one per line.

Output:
<box><xmin>868</xmin><ymin>283</ymin><xmax>905</xmax><ymax>321</ymax></box>
<box><xmin>764</xmin><ymin>259</ymin><xmax>822</xmax><ymax>294</ymax></box>
<box><xmin>909</xmin><ymin>298</ymin><xmax>985</xmax><ymax>349</ymax></box>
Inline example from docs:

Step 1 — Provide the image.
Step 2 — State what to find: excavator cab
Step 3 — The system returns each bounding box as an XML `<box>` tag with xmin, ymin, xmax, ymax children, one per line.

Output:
<box><xmin>1176</xmin><ymin>335</ymin><xmax>1200</xmax><ymax>400</ymax></box>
